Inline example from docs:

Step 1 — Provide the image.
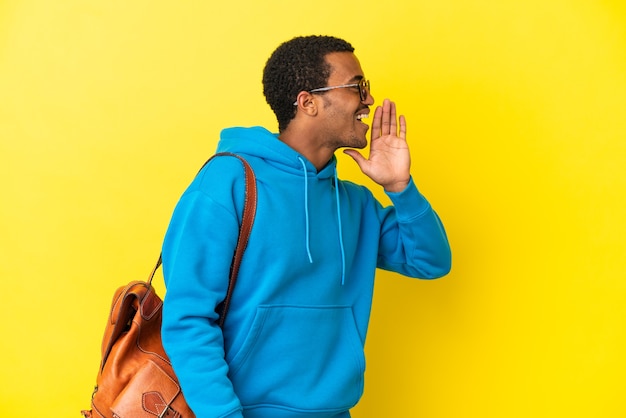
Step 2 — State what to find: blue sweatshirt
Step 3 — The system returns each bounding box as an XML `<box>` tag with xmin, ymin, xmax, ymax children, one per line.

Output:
<box><xmin>161</xmin><ymin>126</ymin><xmax>451</xmax><ymax>418</ymax></box>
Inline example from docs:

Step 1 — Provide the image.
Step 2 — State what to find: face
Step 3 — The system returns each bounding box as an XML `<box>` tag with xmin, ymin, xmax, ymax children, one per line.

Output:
<box><xmin>315</xmin><ymin>52</ymin><xmax>375</xmax><ymax>150</ymax></box>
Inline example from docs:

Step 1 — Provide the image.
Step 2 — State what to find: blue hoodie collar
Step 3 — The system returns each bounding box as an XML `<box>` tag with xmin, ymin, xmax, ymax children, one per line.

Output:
<box><xmin>217</xmin><ymin>126</ymin><xmax>338</xmax><ymax>179</ymax></box>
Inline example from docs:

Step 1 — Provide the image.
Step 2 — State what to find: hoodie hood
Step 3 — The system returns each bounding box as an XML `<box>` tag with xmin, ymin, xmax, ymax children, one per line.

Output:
<box><xmin>217</xmin><ymin>126</ymin><xmax>347</xmax><ymax>284</ymax></box>
<box><xmin>217</xmin><ymin>126</ymin><xmax>338</xmax><ymax>180</ymax></box>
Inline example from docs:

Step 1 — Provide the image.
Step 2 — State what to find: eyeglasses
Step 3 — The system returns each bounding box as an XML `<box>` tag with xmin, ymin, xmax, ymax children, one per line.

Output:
<box><xmin>293</xmin><ymin>79</ymin><xmax>371</xmax><ymax>105</ymax></box>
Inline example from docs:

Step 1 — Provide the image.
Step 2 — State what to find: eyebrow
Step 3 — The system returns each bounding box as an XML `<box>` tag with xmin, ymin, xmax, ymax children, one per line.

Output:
<box><xmin>347</xmin><ymin>75</ymin><xmax>364</xmax><ymax>83</ymax></box>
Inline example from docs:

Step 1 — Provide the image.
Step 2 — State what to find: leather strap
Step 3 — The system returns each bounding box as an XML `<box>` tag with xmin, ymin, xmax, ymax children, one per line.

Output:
<box><xmin>148</xmin><ymin>152</ymin><xmax>257</xmax><ymax>328</ymax></box>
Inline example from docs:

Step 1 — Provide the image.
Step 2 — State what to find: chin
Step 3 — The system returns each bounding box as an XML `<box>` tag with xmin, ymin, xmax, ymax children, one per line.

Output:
<box><xmin>352</xmin><ymin>135</ymin><xmax>368</xmax><ymax>149</ymax></box>
<box><xmin>335</xmin><ymin>132</ymin><xmax>367</xmax><ymax>150</ymax></box>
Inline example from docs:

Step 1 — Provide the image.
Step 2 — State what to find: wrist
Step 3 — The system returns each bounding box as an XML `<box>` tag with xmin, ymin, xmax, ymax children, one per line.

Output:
<box><xmin>383</xmin><ymin>179</ymin><xmax>410</xmax><ymax>193</ymax></box>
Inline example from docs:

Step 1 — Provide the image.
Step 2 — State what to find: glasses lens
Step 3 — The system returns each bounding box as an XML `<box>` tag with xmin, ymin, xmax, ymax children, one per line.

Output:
<box><xmin>359</xmin><ymin>80</ymin><xmax>370</xmax><ymax>101</ymax></box>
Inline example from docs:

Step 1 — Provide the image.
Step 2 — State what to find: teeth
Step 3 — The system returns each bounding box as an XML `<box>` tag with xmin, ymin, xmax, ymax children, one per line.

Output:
<box><xmin>356</xmin><ymin>114</ymin><xmax>368</xmax><ymax>120</ymax></box>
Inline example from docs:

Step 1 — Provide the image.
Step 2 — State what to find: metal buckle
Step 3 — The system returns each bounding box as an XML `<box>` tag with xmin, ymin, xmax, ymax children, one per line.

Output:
<box><xmin>158</xmin><ymin>405</ymin><xmax>171</xmax><ymax>418</ymax></box>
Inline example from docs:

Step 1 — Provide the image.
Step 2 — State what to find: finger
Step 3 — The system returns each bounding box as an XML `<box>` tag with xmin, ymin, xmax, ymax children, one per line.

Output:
<box><xmin>381</xmin><ymin>99</ymin><xmax>391</xmax><ymax>136</ymax></box>
<box><xmin>389</xmin><ymin>100</ymin><xmax>397</xmax><ymax>137</ymax></box>
<box><xmin>399</xmin><ymin>114</ymin><xmax>407</xmax><ymax>140</ymax></box>
<box><xmin>371</xmin><ymin>105</ymin><xmax>383</xmax><ymax>140</ymax></box>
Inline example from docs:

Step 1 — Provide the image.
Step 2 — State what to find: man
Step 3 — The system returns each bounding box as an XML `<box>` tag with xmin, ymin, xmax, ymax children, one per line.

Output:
<box><xmin>161</xmin><ymin>35</ymin><xmax>451</xmax><ymax>418</ymax></box>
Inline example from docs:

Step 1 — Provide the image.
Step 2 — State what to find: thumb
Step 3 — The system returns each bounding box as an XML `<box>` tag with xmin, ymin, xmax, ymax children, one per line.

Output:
<box><xmin>343</xmin><ymin>149</ymin><xmax>367</xmax><ymax>168</ymax></box>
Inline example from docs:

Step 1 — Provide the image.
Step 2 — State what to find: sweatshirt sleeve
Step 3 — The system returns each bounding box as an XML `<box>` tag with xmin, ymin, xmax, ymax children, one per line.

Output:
<box><xmin>376</xmin><ymin>176</ymin><xmax>452</xmax><ymax>279</ymax></box>
<box><xmin>160</xmin><ymin>161</ymin><xmax>247</xmax><ymax>418</ymax></box>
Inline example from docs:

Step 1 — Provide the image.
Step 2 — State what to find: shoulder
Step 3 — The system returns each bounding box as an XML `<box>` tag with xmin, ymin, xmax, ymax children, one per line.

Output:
<box><xmin>180</xmin><ymin>154</ymin><xmax>252</xmax><ymax>213</ymax></box>
<box><xmin>194</xmin><ymin>154</ymin><xmax>251</xmax><ymax>188</ymax></box>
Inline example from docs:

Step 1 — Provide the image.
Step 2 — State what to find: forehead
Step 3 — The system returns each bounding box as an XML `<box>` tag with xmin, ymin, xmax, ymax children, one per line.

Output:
<box><xmin>324</xmin><ymin>52</ymin><xmax>365</xmax><ymax>83</ymax></box>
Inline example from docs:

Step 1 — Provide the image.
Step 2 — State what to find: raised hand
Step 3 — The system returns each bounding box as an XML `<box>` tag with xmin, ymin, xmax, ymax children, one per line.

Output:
<box><xmin>344</xmin><ymin>99</ymin><xmax>411</xmax><ymax>192</ymax></box>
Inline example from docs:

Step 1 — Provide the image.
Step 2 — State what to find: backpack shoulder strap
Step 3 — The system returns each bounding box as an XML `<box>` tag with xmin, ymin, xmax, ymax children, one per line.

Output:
<box><xmin>214</xmin><ymin>152</ymin><xmax>257</xmax><ymax>327</ymax></box>
<box><xmin>149</xmin><ymin>152</ymin><xmax>257</xmax><ymax>328</ymax></box>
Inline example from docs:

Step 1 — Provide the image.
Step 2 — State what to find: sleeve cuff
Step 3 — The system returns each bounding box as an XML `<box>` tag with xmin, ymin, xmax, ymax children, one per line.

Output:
<box><xmin>385</xmin><ymin>176</ymin><xmax>431</xmax><ymax>222</ymax></box>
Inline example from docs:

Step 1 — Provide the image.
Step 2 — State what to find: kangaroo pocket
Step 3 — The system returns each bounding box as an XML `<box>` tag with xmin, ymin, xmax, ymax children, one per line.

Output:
<box><xmin>228</xmin><ymin>305</ymin><xmax>366</xmax><ymax>412</ymax></box>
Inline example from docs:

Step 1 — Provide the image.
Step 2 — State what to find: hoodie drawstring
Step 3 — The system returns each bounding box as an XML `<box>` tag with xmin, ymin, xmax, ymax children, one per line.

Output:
<box><xmin>297</xmin><ymin>157</ymin><xmax>347</xmax><ymax>285</ymax></box>
<box><xmin>334</xmin><ymin>168</ymin><xmax>347</xmax><ymax>286</ymax></box>
<box><xmin>298</xmin><ymin>157</ymin><xmax>314</xmax><ymax>264</ymax></box>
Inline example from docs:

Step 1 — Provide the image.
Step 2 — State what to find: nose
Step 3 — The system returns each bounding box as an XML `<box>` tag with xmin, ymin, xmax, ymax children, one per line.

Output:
<box><xmin>363</xmin><ymin>90</ymin><xmax>375</xmax><ymax>105</ymax></box>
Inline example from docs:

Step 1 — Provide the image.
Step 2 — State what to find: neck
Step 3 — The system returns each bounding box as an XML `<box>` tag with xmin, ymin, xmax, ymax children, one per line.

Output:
<box><xmin>278</xmin><ymin>128</ymin><xmax>334</xmax><ymax>171</ymax></box>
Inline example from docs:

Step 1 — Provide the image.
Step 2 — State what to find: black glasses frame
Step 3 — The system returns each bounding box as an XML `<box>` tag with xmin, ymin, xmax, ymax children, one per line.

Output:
<box><xmin>294</xmin><ymin>79</ymin><xmax>371</xmax><ymax>105</ymax></box>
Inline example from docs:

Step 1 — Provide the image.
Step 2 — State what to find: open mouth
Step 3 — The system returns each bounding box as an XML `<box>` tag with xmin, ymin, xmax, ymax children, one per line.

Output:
<box><xmin>356</xmin><ymin>112</ymin><xmax>369</xmax><ymax>123</ymax></box>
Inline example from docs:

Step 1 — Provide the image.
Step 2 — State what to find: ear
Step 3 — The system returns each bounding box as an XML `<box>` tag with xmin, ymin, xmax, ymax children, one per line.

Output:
<box><xmin>294</xmin><ymin>91</ymin><xmax>318</xmax><ymax>116</ymax></box>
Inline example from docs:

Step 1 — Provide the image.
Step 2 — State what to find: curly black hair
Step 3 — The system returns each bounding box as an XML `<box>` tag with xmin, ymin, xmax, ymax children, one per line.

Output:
<box><xmin>263</xmin><ymin>35</ymin><xmax>355</xmax><ymax>132</ymax></box>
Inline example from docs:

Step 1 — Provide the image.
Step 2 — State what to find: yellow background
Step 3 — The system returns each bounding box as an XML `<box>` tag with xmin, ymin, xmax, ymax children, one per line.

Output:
<box><xmin>1</xmin><ymin>0</ymin><xmax>625</xmax><ymax>417</ymax></box>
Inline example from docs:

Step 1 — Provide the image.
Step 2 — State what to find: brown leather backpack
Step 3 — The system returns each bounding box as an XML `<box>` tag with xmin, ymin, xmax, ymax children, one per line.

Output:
<box><xmin>82</xmin><ymin>153</ymin><xmax>256</xmax><ymax>418</ymax></box>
